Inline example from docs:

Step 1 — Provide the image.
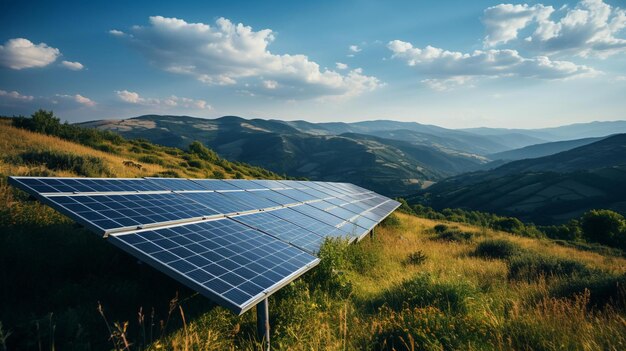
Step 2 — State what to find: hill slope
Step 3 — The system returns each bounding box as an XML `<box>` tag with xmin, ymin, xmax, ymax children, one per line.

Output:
<box><xmin>80</xmin><ymin>115</ymin><xmax>486</xmax><ymax>196</ymax></box>
<box><xmin>488</xmin><ymin>136</ymin><xmax>605</xmax><ymax>161</ymax></box>
<box><xmin>415</xmin><ymin>134</ymin><xmax>626</xmax><ymax>224</ymax></box>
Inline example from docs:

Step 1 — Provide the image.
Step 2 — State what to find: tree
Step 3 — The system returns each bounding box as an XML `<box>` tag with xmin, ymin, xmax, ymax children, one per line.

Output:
<box><xmin>188</xmin><ymin>141</ymin><xmax>219</xmax><ymax>162</ymax></box>
<box><xmin>581</xmin><ymin>209</ymin><xmax>625</xmax><ymax>248</ymax></box>
<box><xmin>493</xmin><ymin>217</ymin><xmax>525</xmax><ymax>234</ymax></box>
<box><xmin>31</xmin><ymin>109</ymin><xmax>61</xmax><ymax>135</ymax></box>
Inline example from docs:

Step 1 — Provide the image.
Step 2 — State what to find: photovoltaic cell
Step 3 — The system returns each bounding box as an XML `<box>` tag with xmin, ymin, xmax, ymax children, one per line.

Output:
<box><xmin>268</xmin><ymin>207</ymin><xmax>349</xmax><ymax>239</ymax></box>
<box><xmin>146</xmin><ymin>178</ymin><xmax>210</xmax><ymax>191</ymax></box>
<box><xmin>180</xmin><ymin>192</ymin><xmax>257</xmax><ymax>214</ymax></box>
<box><xmin>46</xmin><ymin>192</ymin><xmax>217</xmax><ymax>234</ymax></box>
<box><xmin>10</xmin><ymin>177</ymin><xmax>166</xmax><ymax>194</ymax></box>
<box><xmin>109</xmin><ymin>218</ymin><xmax>318</xmax><ymax>314</ymax></box>
<box><xmin>232</xmin><ymin>211</ymin><xmax>325</xmax><ymax>254</ymax></box>
<box><xmin>247</xmin><ymin>189</ymin><xmax>300</xmax><ymax>206</ymax></box>
<box><xmin>190</xmin><ymin>179</ymin><xmax>242</xmax><ymax>191</ymax></box>
<box><xmin>291</xmin><ymin>204</ymin><xmax>347</xmax><ymax>228</ymax></box>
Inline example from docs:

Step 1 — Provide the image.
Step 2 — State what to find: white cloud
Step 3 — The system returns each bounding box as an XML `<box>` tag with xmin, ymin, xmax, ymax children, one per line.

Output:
<box><xmin>112</xmin><ymin>16</ymin><xmax>381</xmax><ymax>98</ymax></box>
<box><xmin>421</xmin><ymin>77</ymin><xmax>475</xmax><ymax>92</ymax></box>
<box><xmin>0</xmin><ymin>38</ymin><xmax>60</xmax><ymax>69</ymax></box>
<box><xmin>349</xmin><ymin>45</ymin><xmax>361</xmax><ymax>53</ymax></box>
<box><xmin>115</xmin><ymin>90</ymin><xmax>142</xmax><ymax>103</ymax></box>
<box><xmin>388</xmin><ymin>40</ymin><xmax>597</xmax><ymax>89</ymax></box>
<box><xmin>108</xmin><ymin>29</ymin><xmax>125</xmax><ymax>36</ymax></box>
<box><xmin>263</xmin><ymin>80</ymin><xmax>278</xmax><ymax>89</ymax></box>
<box><xmin>483</xmin><ymin>4</ymin><xmax>554</xmax><ymax>47</ymax></box>
<box><xmin>336</xmin><ymin>62</ymin><xmax>348</xmax><ymax>70</ymax></box>
<box><xmin>483</xmin><ymin>0</ymin><xmax>626</xmax><ymax>57</ymax></box>
<box><xmin>61</xmin><ymin>60</ymin><xmax>84</xmax><ymax>70</ymax></box>
<box><xmin>56</xmin><ymin>94</ymin><xmax>96</xmax><ymax>107</ymax></box>
<box><xmin>115</xmin><ymin>90</ymin><xmax>212</xmax><ymax>110</ymax></box>
<box><xmin>0</xmin><ymin>89</ymin><xmax>34</xmax><ymax>101</ymax></box>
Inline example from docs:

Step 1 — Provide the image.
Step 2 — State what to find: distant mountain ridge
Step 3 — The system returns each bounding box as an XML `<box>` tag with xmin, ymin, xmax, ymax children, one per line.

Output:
<box><xmin>414</xmin><ymin>134</ymin><xmax>626</xmax><ymax>224</ymax></box>
<box><xmin>488</xmin><ymin>136</ymin><xmax>606</xmax><ymax>162</ymax></box>
<box><xmin>78</xmin><ymin>115</ymin><xmax>626</xmax><ymax>197</ymax></box>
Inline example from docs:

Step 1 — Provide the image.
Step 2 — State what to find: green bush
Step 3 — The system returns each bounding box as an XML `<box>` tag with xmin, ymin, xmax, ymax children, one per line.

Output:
<box><xmin>376</xmin><ymin>273</ymin><xmax>477</xmax><ymax>314</ymax></box>
<box><xmin>474</xmin><ymin>239</ymin><xmax>523</xmax><ymax>260</ymax></box>
<box><xmin>304</xmin><ymin>238</ymin><xmax>353</xmax><ymax>298</ymax></box>
<box><xmin>344</xmin><ymin>240</ymin><xmax>384</xmax><ymax>275</ymax></box>
<box><xmin>137</xmin><ymin>155</ymin><xmax>166</xmax><ymax>166</ymax></box>
<box><xmin>551</xmin><ymin>272</ymin><xmax>626</xmax><ymax>309</ymax></box>
<box><xmin>508</xmin><ymin>252</ymin><xmax>593</xmax><ymax>281</ymax></box>
<box><xmin>405</xmin><ymin>251</ymin><xmax>427</xmax><ymax>266</ymax></box>
<box><xmin>380</xmin><ymin>213</ymin><xmax>400</xmax><ymax>228</ymax></box>
<box><xmin>581</xmin><ymin>209</ymin><xmax>626</xmax><ymax>249</ymax></box>
<box><xmin>16</xmin><ymin>150</ymin><xmax>110</xmax><ymax>177</ymax></box>
<box><xmin>433</xmin><ymin>226</ymin><xmax>475</xmax><ymax>242</ymax></box>
<box><xmin>433</xmin><ymin>224</ymin><xmax>449</xmax><ymax>234</ymax></box>
<box><xmin>188</xmin><ymin>141</ymin><xmax>219</xmax><ymax>162</ymax></box>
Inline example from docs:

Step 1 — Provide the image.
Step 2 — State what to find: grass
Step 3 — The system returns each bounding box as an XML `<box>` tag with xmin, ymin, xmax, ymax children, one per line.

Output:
<box><xmin>1</xmin><ymin>119</ymin><xmax>626</xmax><ymax>350</ymax></box>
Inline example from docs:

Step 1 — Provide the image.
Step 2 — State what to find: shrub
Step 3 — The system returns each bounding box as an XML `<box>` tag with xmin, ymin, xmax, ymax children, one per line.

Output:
<box><xmin>433</xmin><ymin>224</ymin><xmax>449</xmax><ymax>234</ymax></box>
<box><xmin>433</xmin><ymin>226</ymin><xmax>475</xmax><ymax>242</ymax></box>
<box><xmin>345</xmin><ymin>239</ymin><xmax>384</xmax><ymax>275</ymax></box>
<box><xmin>137</xmin><ymin>155</ymin><xmax>165</xmax><ymax>166</ymax></box>
<box><xmin>376</xmin><ymin>273</ymin><xmax>477</xmax><ymax>314</ymax></box>
<box><xmin>493</xmin><ymin>217</ymin><xmax>524</xmax><ymax>234</ymax></box>
<box><xmin>380</xmin><ymin>213</ymin><xmax>400</xmax><ymax>228</ymax></box>
<box><xmin>16</xmin><ymin>150</ymin><xmax>110</xmax><ymax>177</ymax></box>
<box><xmin>187</xmin><ymin>158</ymin><xmax>204</xmax><ymax>169</ymax></box>
<box><xmin>581</xmin><ymin>209</ymin><xmax>626</xmax><ymax>249</ymax></box>
<box><xmin>212</xmin><ymin>170</ymin><xmax>226</xmax><ymax>179</ymax></box>
<box><xmin>474</xmin><ymin>239</ymin><xmax>522</xmax><ymax>260</ymax></box>
<box><xmin>370</xmin><ymin>306</ymin><xmax>493</xmax><ymax>351</ymax></box>
<box><xmin>304</xmin><ymin>238</ymin><xmax>353</xmax><ymax>298</ymax></box>
<box><xmin>187</xmin><ymin>141</ymin><xmax>219</xmax><ymax>162</ymax></box>
<box><xmin>405</xmin><ymin>251</ymin><xmax>427</xmax><ymax>266</ymax></box>
<box><xmin>508</xmin><ymin>252</ymin><xmax>593</xmax><ymax>281</ymax></box>
<box><xmin>551</xmin><ymin>272</ymin><xmax>626</xmax><ymax>309</ymax></box>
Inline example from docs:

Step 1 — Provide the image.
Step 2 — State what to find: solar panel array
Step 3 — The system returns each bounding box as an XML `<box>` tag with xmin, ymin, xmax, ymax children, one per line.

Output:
<box><xmin>8</xmin><ymin>176</ymin><xmax>400</xmax><ymax>314</ymax></box>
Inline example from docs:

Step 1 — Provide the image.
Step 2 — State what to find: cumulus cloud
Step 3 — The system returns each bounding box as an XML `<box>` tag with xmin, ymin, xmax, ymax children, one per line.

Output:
<box><xmin>349</xmin><ymin>45</ymin><xmax>361</xmax><ymax>53</ymax></box>
<box><xmin>421</xmin><ymin>77</ymin><xmax>475</xmax><ymax>92</ymax></box>
<box><xmin>388</xmin><ymin>40</ymin><xmax>597</xmax><ymax>90</ymax></box>
<box><xmin>61</xmin><ymin>60</ymin><xmax>84</xmax><ymax>70</ymax></box>
<box><xmin>108</xmin><ymin>29</ymin><xmax>125</xmax><ymax>36</ymax></box>
<box><xmin>262</xmin><ymin>80</ymin><xmax>278</xmax><ymax>89</ymax></box>
<box><xmin>336</xmin><ymin>62</ymin><xmax>348</xmax><ymax>70</ymax></box>
<box><xmin>483</xmin><ymin>0</ymin><xmax>626</xmax><ymax>57</ymax></box>
<box><xmin>0</xmin><ymin>89</ymin><xmax>34</xmax><ymax>101</ymax></box>
<box><xmin>55</xmin><ymin>94</ymin><xmax>96</xmax><ymax>107</ymax></box>
<box><xmin>0</xmin><ymin>38</ymin><xmax>60</xmax><ymax>69</ymax></box>
<box><xmin>115</xmin><ymin>90</ymin><xmax>212</xmax><ymax>110</ymax></box>
<box><xmin>112</xmin><ymin>16</ymin><xmax>380</xmax><ymax>98</ymax></box>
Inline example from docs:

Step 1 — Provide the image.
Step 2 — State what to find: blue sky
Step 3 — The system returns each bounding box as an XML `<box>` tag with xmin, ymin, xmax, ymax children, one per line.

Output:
<box><xmin>0</xmin><ymin>0</ymin><xmax>625</xmax><ymax>128</ymax></box>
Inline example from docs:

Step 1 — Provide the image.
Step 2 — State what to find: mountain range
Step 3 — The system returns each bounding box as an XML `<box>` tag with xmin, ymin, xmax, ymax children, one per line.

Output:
<box><xmin>79</xmin><ymin>115</ymin><xmax>626</xmax><ymax>197</ymax></box>
<box><xmin>414</xmin><ymin>134</ymin><xmax>626</xmax><ymax>224</ymax></box>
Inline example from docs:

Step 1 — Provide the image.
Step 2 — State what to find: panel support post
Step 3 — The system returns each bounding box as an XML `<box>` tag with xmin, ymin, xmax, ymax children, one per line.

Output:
<box><xmin>256</xmin><ymin>298</ymin><xmax>270</xmax><ymax>350</ymax></box>
<box><xmin>370</xmin><ymin>227</ymin><xmax>375</xmax><ymax>239</ymax></box>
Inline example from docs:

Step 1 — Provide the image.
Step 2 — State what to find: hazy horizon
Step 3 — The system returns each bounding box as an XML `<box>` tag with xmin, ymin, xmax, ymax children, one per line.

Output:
<box><xmin>1</xmin><ymin>0</ymin><xmax>625</xmax><ymax>128</ymax></box>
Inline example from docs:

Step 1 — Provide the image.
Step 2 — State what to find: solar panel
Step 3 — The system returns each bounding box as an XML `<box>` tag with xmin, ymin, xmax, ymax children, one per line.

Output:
<box><xmin>10</xmin><ymin>176</ymin><xmax>166</xmax><ymax>194</ymax></box>
<box><xmin>109</xmin><ymin>218</ymin><xmax>318</xmax><ymax>313</ymax></box>
<box><xmin>190</xmin><ymin>179</ymin><xmax>242</xmax><ymax>191</ymax></box>
<box><xmin>7</xmin><ymin>176</ymin><xmax>399</xmax><ymax>316</ymax></box>
<box><xmin>232</xmin><ymin>210</ymin><xmax>325</xmax><ymax>254</ymax></box>
<box><xmin>41</xmin><ymin>192</ymin><xmax>218</xmax><ymax>234</ymax></box>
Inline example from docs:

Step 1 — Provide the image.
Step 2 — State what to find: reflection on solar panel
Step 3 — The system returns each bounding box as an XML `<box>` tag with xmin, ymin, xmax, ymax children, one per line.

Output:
<box><xmin>8</xmin><ymin>176</ymin><xmax>399</xmax><ymax>315</ymax></box>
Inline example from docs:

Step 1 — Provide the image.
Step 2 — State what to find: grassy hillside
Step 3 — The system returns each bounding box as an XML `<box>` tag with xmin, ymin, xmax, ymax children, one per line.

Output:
<box><xmin>1</xmin><ymin>117</ymin><xmax>625</xmax><ymax>350</ymax></box>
